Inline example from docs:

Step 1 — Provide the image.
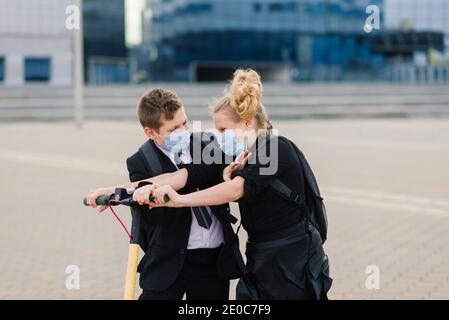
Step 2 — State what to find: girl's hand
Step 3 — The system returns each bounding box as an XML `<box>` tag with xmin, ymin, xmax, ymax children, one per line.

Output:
<box><xmin>132</xmin><ymin>183</ymin><xmax>160</xmax><ymax>205</ymax></box>
<box><xmin>149</xmin><ymin>185</ymin><xmax>183</xmax><ymax>208</ymax></box>
<box><xmin>222</xmin><ymin>151</ymin><xmax>252</xmax><ymax>182</ymax></box>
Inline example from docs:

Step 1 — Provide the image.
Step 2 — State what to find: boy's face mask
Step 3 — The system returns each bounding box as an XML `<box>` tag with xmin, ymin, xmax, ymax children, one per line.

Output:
<box><xmin>218</xmin><ymin>129</ymin><xmax>248</xmax><ymax>156</ymax></box>
<box><xmin>160</xmin><ymin>129</ymin><xmax>191</xmax><ymax>153</ymax></box>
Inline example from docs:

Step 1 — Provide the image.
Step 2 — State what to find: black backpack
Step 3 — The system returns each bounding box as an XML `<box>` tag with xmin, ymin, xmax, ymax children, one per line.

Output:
<box><xmin>269</xmin><ymin>139</ymin><xmax>328</xmax><ymax>243</ymax></box>
<box><xmin>127</xmin><ymin>139</ymin><xmax>164</xmax><ymax>252</ymax></box>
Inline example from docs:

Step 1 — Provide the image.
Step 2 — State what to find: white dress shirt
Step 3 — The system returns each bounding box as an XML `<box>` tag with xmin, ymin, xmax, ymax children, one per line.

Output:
<box><xmin>155</xmin><ymin>142</ymin><xmax>224</xmax><ymax>249</ymax></box>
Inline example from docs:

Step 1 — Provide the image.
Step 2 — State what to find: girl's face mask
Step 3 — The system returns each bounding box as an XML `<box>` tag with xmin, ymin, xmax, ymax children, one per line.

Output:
<box><xmin>218</xmin><ymin>129</ymin><xmax>248</xmax><ymax>156</ymax></box>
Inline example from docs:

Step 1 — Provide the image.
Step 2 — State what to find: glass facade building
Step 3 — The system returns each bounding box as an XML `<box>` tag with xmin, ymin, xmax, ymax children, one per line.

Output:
<box><xmin>0</xmin><ymin>57</ymin><xmax>4</xmax><ymax>83</ymax></box>
<box><xmin>83</xmin><ymin>0</ymin><xmax>130</xmax><ymax>83</ymax></box>
<box><xmin>380</xmin><ymin>0</ymin><xmax>449</xmax><ymax>83</ymax></box>
<box><xmin>385</xmin><ymin>0</ymin><xmax>449</xmax><ymax>54</ymax></box>
<box><xmin>146</xmin><ymin>0</ymin><xmax>385</xmax><ymax>81</ymax></box>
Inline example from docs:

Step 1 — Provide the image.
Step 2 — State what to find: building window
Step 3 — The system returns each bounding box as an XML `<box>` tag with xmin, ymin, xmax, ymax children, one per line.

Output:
<box><xmin>254</xmin><ymin>3</ymin><xmax>262</xmax><ymax>12</ymax></box>
<box><xmin>268</xmin><ymin>2</ymin><xmax>297</xmax><ymax>12</ymax></box>
<box><xmin>0</xmin><ymin>57</ymin><xmax>4</xmax><ymax>83</ymax></box>
<box><xmin>24</xmin><ymin>58</ymin><xmax>51</xmax><ymax>82</ymax></box>
<box><xmin>176</xmin><ymin>3</ymin><xmax>213</xmax><ymax>15</ymax></box>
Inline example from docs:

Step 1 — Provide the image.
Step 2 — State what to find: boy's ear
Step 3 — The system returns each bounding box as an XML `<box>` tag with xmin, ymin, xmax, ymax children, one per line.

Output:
<box><xmin>143</xmin><ymin>127</ymin><xmax>158</xmax><ymax>141</ymax></box>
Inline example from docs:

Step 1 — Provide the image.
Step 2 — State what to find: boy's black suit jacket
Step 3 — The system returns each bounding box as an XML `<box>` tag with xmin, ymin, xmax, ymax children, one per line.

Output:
<box><xmin>126</xmin><ymin>135</ymin><xmax>241</xmax><ymax>291</ymax></box>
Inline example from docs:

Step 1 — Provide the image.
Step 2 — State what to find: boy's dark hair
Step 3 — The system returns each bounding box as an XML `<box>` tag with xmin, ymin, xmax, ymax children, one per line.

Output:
<box><xmin>137</xmin><ymin>88</ymin><xmax>183</xmax><ymax>130</ymax></box>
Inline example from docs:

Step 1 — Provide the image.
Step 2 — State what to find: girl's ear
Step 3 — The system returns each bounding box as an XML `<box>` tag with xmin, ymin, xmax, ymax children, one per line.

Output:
<box><xmin>244</xmin><ymin>116</ymin><xmax>257</xmax><ymax>129</ymax></box>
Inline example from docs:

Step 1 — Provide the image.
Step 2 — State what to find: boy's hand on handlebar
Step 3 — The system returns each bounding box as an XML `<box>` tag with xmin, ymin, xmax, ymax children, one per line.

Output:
<box><xmin>132</xmin><ymin>183</ymin><xmax>159</xmax><ymax>205</ymax></box>
<box><xmin>223</xmin><ymin>151</ymin><xmax>252</xmax><ymax>182</ymax></box>
<box><xmin>97</xmin><ymin>205</ymin><xmax>108</xmax><ymax>213</ymax></box>
<box><xmin>86</xmin><ymin>187</ymin><xmax>113</xmax><ymax>211</ymax></box>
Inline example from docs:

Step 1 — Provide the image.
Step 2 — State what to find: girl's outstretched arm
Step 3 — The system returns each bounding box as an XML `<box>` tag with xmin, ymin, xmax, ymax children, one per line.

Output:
<box><xmin>148</xmin><ymin>177</ymin><xmax>245</xmax><ymax>208</ymax></box>
<box><xmin>88</xmin><ymin>150</ymin><xmax>249</xmax><ymax>210</ymax></box>
<box><xmin>86</xmin><ymin>169</ymin><xmax>189</xmax><ymax>210</ymax></box>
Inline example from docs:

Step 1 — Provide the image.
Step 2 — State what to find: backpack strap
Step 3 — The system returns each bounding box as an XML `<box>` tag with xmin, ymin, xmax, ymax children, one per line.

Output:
<box><xmin>232</xmin><ymin>221</ymin><xmax>248</xmax><ymax>274</ymax></box>
<box><xmin>254</xmin><ymin>135</ymin><xmax>305</xmax><ymax>207</ymax></box>
<box><xmin>130</xmin><ymin>140</ymin><xmax>164</xmax><ymax>249</ymax></box>
<box><xmin>139</xmin><ymin>140</ymin><xmax>163</xmax><ymax>177</ymax></box>
<box><xmin>270</xmin><ymin>179</ymin><xmax>305</xmax><ymax>206</ymax></box>
<box><xmin>270</xmin><ymin>178</ymin><xmax>310</xmax><ymax>230</ymax></box>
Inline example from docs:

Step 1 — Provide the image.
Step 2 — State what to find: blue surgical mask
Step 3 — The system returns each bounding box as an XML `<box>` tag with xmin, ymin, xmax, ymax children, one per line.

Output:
<box><xmin>161</xmin><ymin>129</ymin><xmax>191</xmax><ymax>153</ymax></box>
<box><xmin>218</xmin><ymin>129</ymin><xmax>248</xmax><ymax>156</ymax></box>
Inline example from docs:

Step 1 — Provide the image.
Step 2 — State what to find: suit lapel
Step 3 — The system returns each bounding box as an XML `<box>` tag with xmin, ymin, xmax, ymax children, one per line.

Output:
<box><xmin>149</xmin><ymin>140</ymin><xmax>178</xmax><ymax>173</ymax></box>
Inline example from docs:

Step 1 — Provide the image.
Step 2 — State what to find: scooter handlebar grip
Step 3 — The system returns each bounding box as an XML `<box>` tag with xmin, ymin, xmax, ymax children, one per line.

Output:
<box><xmin>149</xmin><ymin>195</ymin><xmax>170</xmax><ymax>203</ymax></box>
<box><xmin>83</xmin><ymin>194</ymin><xmax>112</xmax><ymax>206</ymax></box>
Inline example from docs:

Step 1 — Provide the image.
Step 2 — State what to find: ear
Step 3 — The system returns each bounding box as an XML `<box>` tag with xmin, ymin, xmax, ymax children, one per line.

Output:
<box><xmin>143</xmin><ymin>127</ymin><xmax>158</xmax><ymax>141</ymax></box>
<box><xmin>244</xmin><ymin>117</ymin><xmax>256</xmax><ymax>129</ymax></box>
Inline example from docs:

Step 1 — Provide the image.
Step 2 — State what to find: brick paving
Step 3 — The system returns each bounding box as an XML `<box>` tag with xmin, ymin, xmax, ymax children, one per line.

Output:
<box><xmin>0</xmin><ymin>119</ymin><xmax>448</xmax><ymax>299</ymax></box>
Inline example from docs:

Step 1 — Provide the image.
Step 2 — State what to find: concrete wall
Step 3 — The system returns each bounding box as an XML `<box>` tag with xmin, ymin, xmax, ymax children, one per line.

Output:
<box><xmin>0</xmin><ymin>0</ymin><xmax>73</xmax><ymax>86</ymax></box>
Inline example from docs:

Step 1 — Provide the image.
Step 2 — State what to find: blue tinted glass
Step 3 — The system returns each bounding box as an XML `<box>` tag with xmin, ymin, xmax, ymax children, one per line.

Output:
<box><xmin>25</xmin><ymin>58</ymin><xmax>51</xmax><ymax>82</ymax></box>
<box><xmin>148</xmin><ymin>0</ymin><xmax>394</xmax><ymax>80</ymax></box>
<box><xmin>0</xmin><ymin>57</ymin><xmax>4</xmax><ymax>82</ymax></box>
<box><xmin>328</xmin><ymin>3</ymin><xmax>341</xmax><ymax>13</ymax></box>
<box><xmin>305</xmin><ymin>3</ymin><xmax>326</xmax><ymax>15</ymax></box>
<box><xmin>269</xmin><ymin>2</ymin><xmax>297</xmax><ymax>12</ymax></box>
<box><xmin>93</xmin><ymin>63</ymin><xmax>130</xmax><ymax>83</ymax></box>
<box><xmin>176</xmin><ymin>3</ymin><xmax>212</xmax><ymax>15</ymax></box>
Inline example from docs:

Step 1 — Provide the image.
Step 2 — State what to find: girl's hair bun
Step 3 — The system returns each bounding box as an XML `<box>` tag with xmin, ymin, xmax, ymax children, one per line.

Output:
<box><xmin>228</xmin><ymin>68</ymin><xmax>263</xmax><ymax>121</ymax></box>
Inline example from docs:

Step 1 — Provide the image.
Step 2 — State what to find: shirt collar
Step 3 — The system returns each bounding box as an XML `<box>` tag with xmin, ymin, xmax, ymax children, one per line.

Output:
<box><xmin>154</xmin><ymin>140</ymin><xmax>191</xmax><ymax>165</ymax></box>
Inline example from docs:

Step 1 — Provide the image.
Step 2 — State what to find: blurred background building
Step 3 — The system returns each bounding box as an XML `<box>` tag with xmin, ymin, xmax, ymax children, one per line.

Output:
<box><xmin>144</xmin><ymin>0</ymin><xmax>386</xmax><ymax>82</ymax></box>
<box><xmin>0</xmin><ymin>0</ymin><xmax>129</xmax><ymax>87</ymax></box>
<box><xmin>382</xmin><ymin>0</ymin><xmax>449</xmax><ymax>83</ymax></box>
<box><xmin>83</xmin><ymin>0</ymin><xmax>130</xmax><ymax>84</ymax></box>
<box><xmin>0</xmin><ymin>0</ymin><xmax>448</xmax><ymax>86</ymax></box>
<box><xmin>385</xmin><ymin>0</ymin><xmax>449</xmax><ymax>54</ymax></box>
<box><xmin>0</xmin><ymin>0</ymin><xmax>73</xmax><ymax>86</ymax></box>
<box><xmin>141</xmin><ymin>0</ymin><xmax>449</xmax><ymax>83</ymax></box>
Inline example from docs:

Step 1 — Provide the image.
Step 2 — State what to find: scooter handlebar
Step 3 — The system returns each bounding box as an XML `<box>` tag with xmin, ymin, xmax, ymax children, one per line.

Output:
<box><xmin>83</xmin><ymin>194</ymin><xmax>169</xmax><ymax>207</ymax></box>
<box><xmin>83</xmin><ymin>194</ymin><xmax>113</xmax><ymax>206</ymax></box>
<box><xmin>151</xmin><ymin>195</ymin><xmax>170</xmax><ymax>203</ymax></box>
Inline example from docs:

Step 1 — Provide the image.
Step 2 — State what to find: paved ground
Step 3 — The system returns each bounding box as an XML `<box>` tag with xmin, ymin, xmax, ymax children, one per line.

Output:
<box><xmin>0</xmin><ymin>118</ymin><xmax>448</xmax><ymax>300</ymax></box>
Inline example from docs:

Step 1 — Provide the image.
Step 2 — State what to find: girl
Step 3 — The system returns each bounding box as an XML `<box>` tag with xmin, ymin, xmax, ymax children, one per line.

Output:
<box><xmin>133</xmin><ymin>69</ymin><xmax>332</xmax><ymax>300</ymax></box>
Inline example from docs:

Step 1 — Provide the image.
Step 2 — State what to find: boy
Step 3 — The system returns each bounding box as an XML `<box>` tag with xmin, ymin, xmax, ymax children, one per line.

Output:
<box><xmin>87</xmin><ymin>88</ymin><xmax>240</xmax><ymax>300</ymax></box>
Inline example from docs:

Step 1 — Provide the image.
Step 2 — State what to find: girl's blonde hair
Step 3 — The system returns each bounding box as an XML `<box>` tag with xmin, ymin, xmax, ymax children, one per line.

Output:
<box><xmin>212</xmin><ymin>68</ymin><xmax>272</xmax><ymax>130</ymax></box>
